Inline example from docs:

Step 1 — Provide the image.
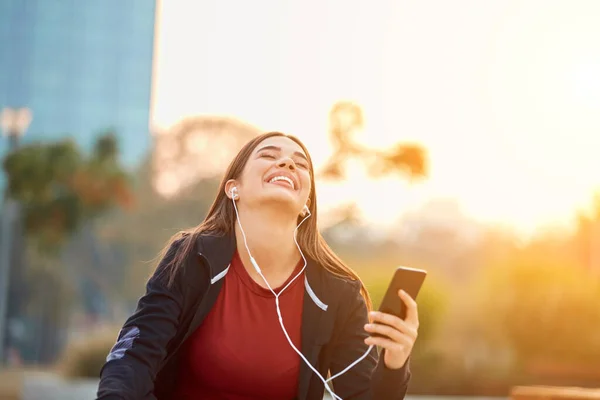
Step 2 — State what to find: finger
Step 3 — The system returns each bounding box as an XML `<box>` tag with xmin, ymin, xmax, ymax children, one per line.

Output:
<box><xmin>364</xmin><ymin>335</ymin><xmax>404</xmax><ymax>351</ymax></box>
<box><xmin>369</xmin><ymin>311</ymin><xmax>417</xmax><ymax>337</ymax></box>
<box><xmin>364</xmin><ymin>323</ymin><xmax>404</xmax><ymax>343</ymax></box>
<box><xmin>369</xmin><ymin>311</ymin><xmax>403</xmax><ymax>330</ymax></box>
<box><xmin>364</xmin><ymin>324</ymin><xmax>414</xmax><ymax>347</ymax></box>
<box><xmin>399</xmin><ymin>290</ymin><xmax>419</xmax><ymax>326</ymax></box>
<box><xmin>367</xmin><ymin>314</ymin><xmax>418</xmax><ymax>339</ymax></box>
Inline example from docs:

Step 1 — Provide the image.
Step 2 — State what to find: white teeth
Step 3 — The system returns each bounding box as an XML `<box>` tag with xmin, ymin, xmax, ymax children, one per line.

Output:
<box><xmin>268</xmin><ymin>176</ymin><xmax>295</xmax><ymax>189</ymax></box>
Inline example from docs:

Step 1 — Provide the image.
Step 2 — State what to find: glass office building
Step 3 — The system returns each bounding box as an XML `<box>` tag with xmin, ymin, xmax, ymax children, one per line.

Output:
<box><xmin>0</xmin><ymin>0</ymin><xmax>157</xmax><ymax>166</ymax></box>
<box><xmin>0</xmin><ymin>0</ymin><xmax>157</xmax><ymax>364</ymax></box>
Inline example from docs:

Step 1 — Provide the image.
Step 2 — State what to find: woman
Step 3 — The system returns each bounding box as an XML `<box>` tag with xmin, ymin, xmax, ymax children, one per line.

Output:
<box><xmin>96</xmin><ymin>132</ymin><xmax>420</xmax><ymax>400</ymax></box>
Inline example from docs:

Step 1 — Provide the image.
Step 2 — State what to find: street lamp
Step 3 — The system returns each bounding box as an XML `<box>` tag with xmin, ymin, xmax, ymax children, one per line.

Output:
<box><xmin>0</xmin><ymin>107</ymin><xmax>32</xmax><ymax>364</ymax></box>
<box><xmin>1</xmin><ymin>107</ymin><xmax>32</xmax><ymax>149</ymax></box>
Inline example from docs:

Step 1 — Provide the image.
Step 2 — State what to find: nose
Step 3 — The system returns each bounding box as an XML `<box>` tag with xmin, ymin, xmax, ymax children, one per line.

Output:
<box><xmin>277</xmin><ymin>157</ymin><xmax>296</xmax><ymax>171</ymax></box>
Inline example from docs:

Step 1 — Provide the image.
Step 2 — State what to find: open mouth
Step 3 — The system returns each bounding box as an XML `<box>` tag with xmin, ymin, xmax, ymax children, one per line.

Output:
<box><xmin>267</xmin><ymin>175</ymin><xmax>295</xmax><ymax>190</ymax></box>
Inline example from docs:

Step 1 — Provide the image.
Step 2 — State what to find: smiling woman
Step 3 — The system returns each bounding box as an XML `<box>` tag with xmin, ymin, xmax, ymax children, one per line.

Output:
<box><xmin>96</xmin><ymin>132</ymin><xmax>421</xmax><ymax>400</ymax></box>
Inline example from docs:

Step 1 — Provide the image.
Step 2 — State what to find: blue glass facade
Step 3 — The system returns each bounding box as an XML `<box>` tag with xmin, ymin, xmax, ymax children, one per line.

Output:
<box><xmin>0</xmin><ymin>0</ymin><xmax>156</xmax><ymax>166</ymax></box>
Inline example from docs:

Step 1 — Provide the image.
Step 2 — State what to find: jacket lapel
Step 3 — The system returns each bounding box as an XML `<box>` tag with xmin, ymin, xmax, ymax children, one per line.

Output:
<box><xmin>182</xmin><ymin>233</ymin><xmax>236</xmax><ymax>342</ymax></box>
<box><xmin>196</xmin><ymin>232</ymin><xmax>236</xmax><ymax>279</ymax></box>
<box><xmin>297</xmin><ymin>258</ymin><xmax>330</xmax><ymax>400</ymax></box>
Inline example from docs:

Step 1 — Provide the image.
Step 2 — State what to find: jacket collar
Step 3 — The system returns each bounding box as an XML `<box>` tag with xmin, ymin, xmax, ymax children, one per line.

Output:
<box><xmin>195</xmin><ymin>232</ymin><xmax>236</xmax><ymax>278</ymax></box>
<box><xmin>195</xmin><ymin>232</ymin><xmax>330</xmax><ymax>311</ymax></box>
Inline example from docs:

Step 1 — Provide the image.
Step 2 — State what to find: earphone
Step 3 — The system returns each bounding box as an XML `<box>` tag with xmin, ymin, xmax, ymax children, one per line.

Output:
<box><xmin>230</xmin><ymin>188</ymin><xmax>373</xmax><ymax>400</ymax></box>
<box><xmin>302</xmin><ymin>204</ymin><xmax>310</xmax><ymax>217</ymax></box>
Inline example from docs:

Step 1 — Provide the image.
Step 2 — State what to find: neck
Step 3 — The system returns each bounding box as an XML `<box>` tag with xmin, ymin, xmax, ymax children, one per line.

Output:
<box><xmin>234</xmin><ymin>205</ymin><xmax>303</xmax><ymax>278</ymax></box>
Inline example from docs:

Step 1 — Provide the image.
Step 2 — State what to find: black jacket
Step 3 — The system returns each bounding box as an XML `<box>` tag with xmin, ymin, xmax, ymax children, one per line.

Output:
<box><xmin>96</xmin><ymin>233</ymin><xmax>411</xmax><ymax>400</ymax></box>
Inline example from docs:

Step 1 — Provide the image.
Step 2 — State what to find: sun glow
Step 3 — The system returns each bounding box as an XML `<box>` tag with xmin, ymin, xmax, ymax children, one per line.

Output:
<box><xmin>151</xmin><ymin>0</ymin><xmax>600</xmax><ymax>236</ymax></box>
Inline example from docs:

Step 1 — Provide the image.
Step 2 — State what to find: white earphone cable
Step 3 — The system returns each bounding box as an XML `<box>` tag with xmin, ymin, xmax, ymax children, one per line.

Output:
<box><xmin>231</xmin><ymin>189</ymin><xmax>373</xmax><ymax>400</ymax></box>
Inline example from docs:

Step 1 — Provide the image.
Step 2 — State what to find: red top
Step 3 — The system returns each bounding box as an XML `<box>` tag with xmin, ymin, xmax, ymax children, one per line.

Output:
<box><xmin>174</xmin><ymin>250</ymin><xmax>305</xmax><ymax>400</ymax></box>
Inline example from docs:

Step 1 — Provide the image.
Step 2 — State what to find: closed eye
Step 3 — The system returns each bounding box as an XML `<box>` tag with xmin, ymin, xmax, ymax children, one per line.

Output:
<box><xmin>259</xmin><ymin>151</ymin><xmax>309</xmax><ymax>169</ymax></box>
<box><xmin>259</xmin><ymin>152</ymin><xmax>276</xmax><ymax>159</ymax></box>
<box><xmin>295</xmin><ymin>160</ymin><xmax>309</xmax><ymax>169</ymax></box>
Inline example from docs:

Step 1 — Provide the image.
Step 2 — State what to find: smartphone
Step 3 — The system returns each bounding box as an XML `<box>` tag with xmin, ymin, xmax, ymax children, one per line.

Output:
<box><xmin>378</xmin><ymin>266</ymin><xmax>427</xmax><ymax>320</ymax></box>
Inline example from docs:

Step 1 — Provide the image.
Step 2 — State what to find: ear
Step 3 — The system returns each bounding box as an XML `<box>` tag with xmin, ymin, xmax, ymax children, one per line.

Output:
<box><xmin>224</xmin><ymin>179</ymin><xmax>238</xmax><ymax>199</ymax></box>
<box><xmin>305</xmin><ymin>197</ymin><xmax>311</xmax><ymax>208</ymax></box>
<box><xmin>300</xmin><ymin>205</ymin><xmax>309</xmax><ymax>217</ymax></box>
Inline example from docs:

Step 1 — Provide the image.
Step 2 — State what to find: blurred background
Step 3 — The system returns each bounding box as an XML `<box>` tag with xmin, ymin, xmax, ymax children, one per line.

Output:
<box><xmin>1</xmin><ymin>0</ymin><xmax>600</xmax><ymax>398</ymax></box>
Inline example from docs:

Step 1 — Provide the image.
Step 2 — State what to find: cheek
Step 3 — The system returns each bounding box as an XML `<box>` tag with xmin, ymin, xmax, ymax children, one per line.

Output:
<box><xmin>301</xmin><ymin>173</ymin><xmax>312</xmax><ymax>195</ymax></box>
<box><xmin>241</xmin><ymin>164</ymin><xmax>265</xmax><ymax>186</ymax></box>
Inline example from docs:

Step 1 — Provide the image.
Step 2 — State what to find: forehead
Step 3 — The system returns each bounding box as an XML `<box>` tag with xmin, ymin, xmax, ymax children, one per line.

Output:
<box><xmin>254</xmin><ymin>136</ymin><xmax>307</xmax><ymax>157</ymax></box>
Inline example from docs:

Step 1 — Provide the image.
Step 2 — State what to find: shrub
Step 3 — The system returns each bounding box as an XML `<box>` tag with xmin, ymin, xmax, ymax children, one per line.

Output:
<box><xmin>473</xmin><ymin>252</ymin><xmax>600</xmax><ymax>365</ymax></box>
<box><xmin>57</xmin><ymin>326</ymin><xmax>119</xmax><ymax>379</ymax></box>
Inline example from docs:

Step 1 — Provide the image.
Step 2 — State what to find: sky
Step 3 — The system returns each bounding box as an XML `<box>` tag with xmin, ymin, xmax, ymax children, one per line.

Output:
<box><xmin>150</xmin><ymin>0</ymin><xmax>600</xmax><ymax>237</ymax></box>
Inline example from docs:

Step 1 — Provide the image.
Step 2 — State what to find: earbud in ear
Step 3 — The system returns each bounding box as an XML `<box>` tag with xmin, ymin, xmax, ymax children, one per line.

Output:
<box><xmin>230</xmin><ymin>187</ymin><xmax>239</xmax><ymax>200</ymax></box>
<box><xmin>302</xmin><ymin>205</ymin><xmax>310</xmax><ymax>217</ymax></box>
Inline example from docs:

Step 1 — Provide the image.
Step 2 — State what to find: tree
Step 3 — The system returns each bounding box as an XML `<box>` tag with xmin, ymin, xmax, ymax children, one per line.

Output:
<box><xmin>3</xmin><ymin>132</ymin><xmax>133</xmax><ymax>254</ymax></box>
<box><xmin>152</xmin><ymin>115</ymin><xmax>260</xmax><ymax>197</ymax></box>
<box><xmin>318</xmin><ymin>101</ymin><xmax>428</xmax><ymax>228</ymax></box>
<box><xmin>320</xmin><ymin>100</ymin><xmax>428</xmax><ymax>181</ymax></box>
<box><xmin>2</xmin><ymin>132</ymin><xmax>134</xmax><ymax>363</ymax></box>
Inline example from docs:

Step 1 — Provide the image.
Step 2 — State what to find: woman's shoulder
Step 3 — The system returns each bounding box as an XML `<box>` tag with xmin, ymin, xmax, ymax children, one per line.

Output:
<box><xmin>324</xmin><ymin>271</ymin><xmax>362</xmax><ymax>290</ymax></box>
<box><xmin>319</xmin><ymin>264</ymin><xmax>362</xmax><ymax>289</ymax></box>
<box><xmin>318</xmin><ymin>267</ymin><xmax>365</xmax><ymax>308</ymax></box>
<box><xmin>151</xmin><ymin>232</ymin><xmax>205</xmax><ymax>288</ymax></box>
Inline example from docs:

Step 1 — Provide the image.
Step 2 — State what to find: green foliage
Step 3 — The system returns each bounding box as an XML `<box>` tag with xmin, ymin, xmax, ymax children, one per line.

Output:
<box><xmin>58</xmin><ymin>328</ymin><xmax>118</xmax><ymax>379</ymax></box>
<box><xmin>474</xmin><ymin>251</ymin><xmax>600</xmax><ymax>364</ymax></box>
<box><xmin>2</xmin><ymin>132</ymin><xmax>133</xmax><ymax>254</ymax></box>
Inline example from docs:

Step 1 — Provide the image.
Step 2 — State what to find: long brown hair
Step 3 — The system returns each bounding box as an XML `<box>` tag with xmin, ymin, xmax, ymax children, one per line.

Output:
<box><xmin>157</xmin><ymin>131</ymin><xmax>372</xmax><ymax>310</ymax></box>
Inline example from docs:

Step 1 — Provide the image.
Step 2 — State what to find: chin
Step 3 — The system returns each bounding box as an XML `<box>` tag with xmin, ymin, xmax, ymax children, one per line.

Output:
<box><xmin>259</xmin><ymin>192</ymin><xmax>302</xmax><ymax>214</ymax></box>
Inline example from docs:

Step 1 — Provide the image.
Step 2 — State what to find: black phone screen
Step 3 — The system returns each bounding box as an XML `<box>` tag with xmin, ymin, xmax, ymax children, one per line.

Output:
<box><xmin>377</xmin><ymin>266</ymin><xmax>427</xmax><ymax>320</ymax></box>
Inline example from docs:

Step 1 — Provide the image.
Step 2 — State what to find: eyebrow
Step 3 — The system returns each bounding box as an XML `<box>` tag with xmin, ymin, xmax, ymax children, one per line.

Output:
<box><xmin>256</xmin><ymin>145</ymin><xmax>308</xmax><ymax>162</ymax></box>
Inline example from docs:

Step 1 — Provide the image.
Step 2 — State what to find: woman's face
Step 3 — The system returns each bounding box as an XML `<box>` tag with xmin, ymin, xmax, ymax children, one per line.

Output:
<box><xmin>228</xmin><ymin>136</ymin><xmax>312</xmax><ymax>216</ymax></box>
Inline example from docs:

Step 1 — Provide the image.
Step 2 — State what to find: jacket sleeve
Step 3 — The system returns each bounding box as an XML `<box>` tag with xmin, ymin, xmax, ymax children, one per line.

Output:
<box><xmin>96</xmin><ymin>239</ymin><xmax>187</xmax><ymax>400</ymax></box>
<box><xmin>329</xmin><ymin>281</ymin><xmax>411</xmax><ymax>400</ymax></box>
